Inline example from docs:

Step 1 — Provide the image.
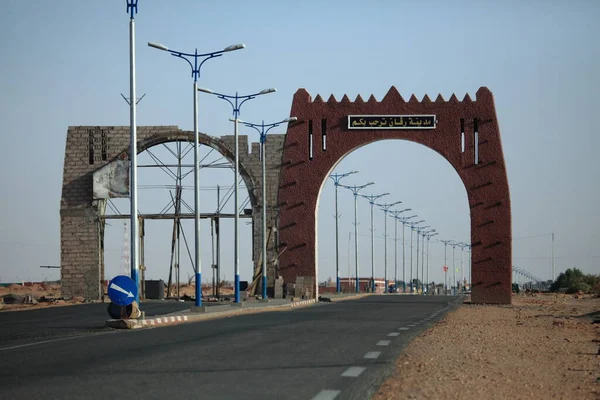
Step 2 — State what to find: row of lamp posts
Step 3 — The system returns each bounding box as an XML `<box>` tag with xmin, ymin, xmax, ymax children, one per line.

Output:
<box><xmin>137</xmin><ymin>9</ymin><xmax>295</xmax><ymax>305</ymax></box>
<box><xmin>330</xmin><ymin>172</ymin><xmax>448</xmax><ymax>295</ymax></box>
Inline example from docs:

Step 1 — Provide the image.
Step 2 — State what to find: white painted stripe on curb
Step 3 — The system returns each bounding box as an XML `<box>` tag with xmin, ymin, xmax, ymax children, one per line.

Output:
<box><xmin>156</xmin><ymin>318</ymin><xmax>162</xmax><ymax>324</ymax></box>
<box><xmin>177</xmin><ymin>316</ymin><xmax>182</xmax><ymax>322</ymax></box>
<box><xmin>311</xmin><ymin>389</ymin><xmax>341</xmax><ymax>400</ymax></box>
<box><xmin>363</xmin><ymin>351</ymin><xmax>381</xmax><ymax>359</ymax></box>
<box><xmin>170</xmin><ymin>316</ymin><xmax>175</xmax><ymax>322</ymax></box>
<box><xmin>398</xmin><ymin>327</ymin><xmax>409</xmax><ymax>331</ymax></box>
<box><xmin>341</xmin><ymin>366</ymin><xmax>366</xmax><ymax>377</ymax></box>
<box><xmin>387</xmin><ymin>332</ymin><xmax>400</xmax><ymax>337</ymax></box>
<box><xmin>183</xmin><ymin>316</ymin><xmax>188</xmax><ymax>321</ymax></box>
<box><xmin>376</xmin><ymin>340</ymin><xmax>391</xmax><ymax>346</ymax></box>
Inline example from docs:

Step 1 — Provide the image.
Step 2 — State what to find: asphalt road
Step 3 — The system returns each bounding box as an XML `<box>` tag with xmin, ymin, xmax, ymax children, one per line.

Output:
<box><xmin>0</xmin><ymin>300</ymin><xmax>191</xmax><ymax>345</ymax></box>
<box><xmin>0</xmin><ymin>295</ymin><xmax>461</xmax><ymax>400</ymax></box>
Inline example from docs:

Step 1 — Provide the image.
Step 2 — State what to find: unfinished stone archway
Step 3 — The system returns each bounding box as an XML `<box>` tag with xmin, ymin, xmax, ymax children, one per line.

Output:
<box><xmin>60</xmin><ymin>126</ymin><xmax>285</xmax><ymax>299</ymax></box>
<box><xmin>277</xmin><ymin>87</ymin><xmax>512</xmax><ymax>304</ymax></box>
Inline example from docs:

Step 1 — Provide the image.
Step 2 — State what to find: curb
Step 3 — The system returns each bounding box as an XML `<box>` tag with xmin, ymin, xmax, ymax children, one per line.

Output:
<box><xmin>105</xmin><ymin>298</ymin><xmax>318</xmax><ymax>330</ymax></box>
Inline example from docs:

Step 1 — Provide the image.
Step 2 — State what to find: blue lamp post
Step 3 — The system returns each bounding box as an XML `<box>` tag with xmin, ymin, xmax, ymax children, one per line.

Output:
<box><xmin>340</xmin><ymin>182</ymin><xmax>375</xmax><ymax>292</ymax></box>
<box><xmin>360</xmin><ymin>192</ymin><xmax>389</xmax><ymax>292</ymax></box>
<box><xmin>125</xmin><ymin>0</ymin><xmax>140</xmax><ymax>303</ymax></box>
<box><xmin>147</xmin><ymin>41</ymin><xmax>244</xmax><ymax>307</ymax></box>
<box><xmin>329</xmin><ymin>171</ymin><xmax>359</xmax><ymax>292</ymax></box>
<box><xmin>198</xmin><ymin>88</ymin><xmax>276</xmax><ymax>303</ymax></box>
<box><xmin>237</xmin><ymin>117</ymin><xmax>298</xmax><ymax>300</ymax></box>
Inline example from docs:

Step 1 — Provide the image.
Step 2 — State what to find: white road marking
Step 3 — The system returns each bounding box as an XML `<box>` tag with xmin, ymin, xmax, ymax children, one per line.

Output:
<box><xmin>341</xmin><ymin>366</ymin><xmax>366</xmax><ymax>377</ymax></box>
<box><xmin>398</xmin><ymin>327</ymin><xmax>409</xmax><ymax>331</ymax></box>
<box><xmin>376</xmin><ymin>340</ymin><xmax>391</xmax><ymax>346</ymax></box>
<box><xmin>387</xmin><ymin>332</ymin><xmax>400</xmax><ymax>337</ymax></box>
<box><xmin>364</xmin><ymin>351</ymin><xmax>381</xmax><ymax>359</ymax></box>
<box><xmin>407</xmin><ymin>324</ymin><xmax>416</xmax><ymax>327</ymax></box>
<box><xmin>311</xmin><ymin>389</ymin><xmax>341</xmax><ymax>400</ymax></box>
<box><xmin>0</xmin><ymin>332</ymin><xmax>108</xmax><ymax>352</ymax></box>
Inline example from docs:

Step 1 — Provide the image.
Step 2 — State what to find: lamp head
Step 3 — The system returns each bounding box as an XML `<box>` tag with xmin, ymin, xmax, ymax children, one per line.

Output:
<box><xmin>284</xmin><ymin>117</ymin><xmax>298</xmax><ymax>123</ymax></box>
<box><xmin>223</xmin><ymin>43</ymin><xmax>245</xmax><ymax>52</ymax></box>
<box><xmin>259</xmin><ymin>88</ymin><xmax>277</xmax><ymax>94</ymax></box>
<box><xmin>148</xmin><ymin>42</ymin><xmax>169</xmax><ymax>51</ymax></box>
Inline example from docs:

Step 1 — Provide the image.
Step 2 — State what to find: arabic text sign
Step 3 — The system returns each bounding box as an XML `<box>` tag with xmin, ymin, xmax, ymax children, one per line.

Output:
<box><xmin>348</xmin><ymin>115</ymin><xmax>436</xmax><ymax>130</ymax></box>
<box><xmin>107</xmin><ymin>275</ymin><xmax>137</xmax><ymax>306</ymax></box>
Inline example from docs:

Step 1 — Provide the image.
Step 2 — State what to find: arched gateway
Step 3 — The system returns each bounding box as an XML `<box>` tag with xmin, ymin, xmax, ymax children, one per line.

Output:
<box><xmin>60</xmin><ymin>86</ymin><xmax>511</xmax><ymax>305</ymax></box>
<box><xmin>278</xmin><ymin>86</ymin><xmax>512</xmax><ymax>304</ymax></box>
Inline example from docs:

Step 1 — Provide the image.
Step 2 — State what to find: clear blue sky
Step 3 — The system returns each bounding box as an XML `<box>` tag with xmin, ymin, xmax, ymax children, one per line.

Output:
<box><xmin>0</xmin><ymin>0</ymin><xmax>598</xmax><ymax>285</ymax></box>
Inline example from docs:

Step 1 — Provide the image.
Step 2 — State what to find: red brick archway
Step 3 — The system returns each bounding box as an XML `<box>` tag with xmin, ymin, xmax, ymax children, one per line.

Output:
<box><xmin>278</xmin><ymin>86</ymin><xmax>512</xmax><ymax>304</ymax></box>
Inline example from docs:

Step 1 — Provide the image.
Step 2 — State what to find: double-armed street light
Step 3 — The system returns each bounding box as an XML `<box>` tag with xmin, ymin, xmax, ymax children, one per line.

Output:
<box><xmin>425</xmin><ymin>232</ymin><xmax>439</xmax><ymax>294</ymax></box>
<box><xmin>438</xmin><ymin>239</ymin><xmax>454</xmax><ymax>295</ymax></box>
<box><xmin>396</xmin><ymin>215</ymin><xmax>417</xmax><ymax>292</ymax></box>
<box><xmin>340</xmin><ymin>182</ymin><xmax>375</xmax><ymax>292</ymax></box>
<box><xmin>408</xmin><ymin>220</ymin><xmax>425</xmax><ymax>292</ymax></box>
<box><xmin>198</xmin><ymin>87</ymin><xmax>276</xmax><ymax>303</ymax></box>
<box><xmin>389</xmin><ymin>209</ymin><xmax>411</xmax><ymax>291</ymax></box>
<box><xmin>329</xmin><ymin>171</ymin><xmax>359</xmax><ymax>292</ymax></box>
<box><xmin>147</xmin><ymin>40</ymin><xmax>245</xmax><ymax>307</ymax></box>
<box><xmin>237</xmin><ymin>117</ymin><xmax>298</xmax><ymax>300</ymax></box>
<box><xmin>419</xmin><ymin>228</ymin><xmax>435</xmax><ymax>294</ymax></box>
<box><xmin>376</xmin><ymin>201</ymin><xmax>403</xmax><ymax>292</ymax></box>
<box><xmin>415</xmin><ymin>225</ymin><xmax>430</xmax><ymax>293</ymax></box>
<box><xmin>360</xmin><ymin>192</ymin><xmax>390</xmax><ymax>292</ymax></box>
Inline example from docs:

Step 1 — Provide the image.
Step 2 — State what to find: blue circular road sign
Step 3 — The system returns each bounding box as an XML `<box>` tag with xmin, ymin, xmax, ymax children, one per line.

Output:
<box><xmin>107</xmin><ymin>275</ymin><xmax>138</xmax><ymax>306</ymax></box>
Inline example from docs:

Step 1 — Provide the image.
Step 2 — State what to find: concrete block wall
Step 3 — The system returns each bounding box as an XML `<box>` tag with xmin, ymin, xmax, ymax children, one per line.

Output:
<box><xmin>61</xmin><ymin>126</ymin><xmax>285</xmax><ymax>299</ymax></box>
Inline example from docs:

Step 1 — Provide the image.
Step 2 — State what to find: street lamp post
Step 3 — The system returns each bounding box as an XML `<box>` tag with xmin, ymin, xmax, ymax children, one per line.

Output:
<box><xmin>408</xmin><ymin>220</ymin><xmax>425</xmax><ymax>292</ymax></box>
<box><xmin>148</xmin><ymin>41</ymin><xmax>244</xmax><ymax>307</ymax></box>
<box><xmin>439</xmin><ymin>239</ymin><xmax>453</xmax><ymax>295</ymax></box>
<box><xmin>389</xmin><ymin>209</ymin><xmax>411</xmax><ymax>291</ymax></box>
<box><xmin>340</xmin><ymin>182</ymin><xmax>375</xmax><ymax>292</ymax></box>
<box><xmin>451</xmin><ymin>241</ymin><xmax>458</xmax><ymax>295</ymax></box>
<box><xmin>126</xmin><ymin>0</ymin><xmax>140</xmax><ymax>303</ymax></box>
<box><xmin>361</xmin><ymin>192</ymin><xmax>389</xmax><ymax>292</ymax></box>
<box><xmin>416</xmin><ymin>226</ymin><xmax>430</xmax><ymax>293</ymax></box>
<box><xmin>238</xmin><ymin>117</ymin><xmax>298</xmax><ymax>300</ymax></box>
<box><xmin>426</xmin><ymin>233</ymin><xmax>439</xmax><ymax>294</ymax></box>
<box><xmin>376</xmin><ymin>201</ymin><xmax>403</xmax><ymax>293</ymax></box>
<box><xmin>329</xmin><ymin>171</ymin><xmax>358</xmax><ymax>292</ymax></box>
<box><xmin>198</xmin><ymin>87</ymin><xmax>276</xmax><ymax>303</ymax></box>
<box><xmin>458</xmin><ymin>242</ymin><xmax>469</xmax><ymax>293</ymax></box>
<box><xmin>397</xmin><ymin>215</ymin><xmax>416</xmax><ymax>292</ymax></box>
<box><xmin>420</xmin><ymin>229</ymin><xmax>435</xmax><ymax>294</ymax></box>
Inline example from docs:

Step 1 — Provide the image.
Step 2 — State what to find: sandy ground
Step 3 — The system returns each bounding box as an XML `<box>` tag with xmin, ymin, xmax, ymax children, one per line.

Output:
<box><xmin>373</xmin><ymin>293</ymin><xmax>600</xmax><ymax>400</ymax></box>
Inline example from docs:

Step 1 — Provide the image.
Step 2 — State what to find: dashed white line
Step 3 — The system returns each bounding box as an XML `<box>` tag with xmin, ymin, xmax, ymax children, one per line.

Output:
<box><xmin>387</xmin><ymin>332</ymin><xmax>400</xmax><ymax>337</ymax></box>
<box><xmin>376</xmin><ymin>340</ymin><xmax>391</xmax><ymax>346</ymax></box>
<box><xmin>364</xmin><ymin>351</ymin><xmax>381</xmax><ymax>359</ymax></box>
<box><xmin>341</xmin><ymin>366</ymin><xmax>366</xmax><ymax>377</ymax></box>
<box><xmin>311</xmin><ymin>389</ymin><xmax>341</xmax><ymax>400</ymax></box>
<box><xmin>398</xmin><ymin>327</ymin><xmax>409</xmax><ymax>331</ymax></box>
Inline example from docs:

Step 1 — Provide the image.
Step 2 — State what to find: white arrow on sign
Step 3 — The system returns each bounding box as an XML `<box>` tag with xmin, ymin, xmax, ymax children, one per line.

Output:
<box><xmin>109</xmin><ymin>282</ymin><xmax>134</xmax><ymax>298</ymax></box>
